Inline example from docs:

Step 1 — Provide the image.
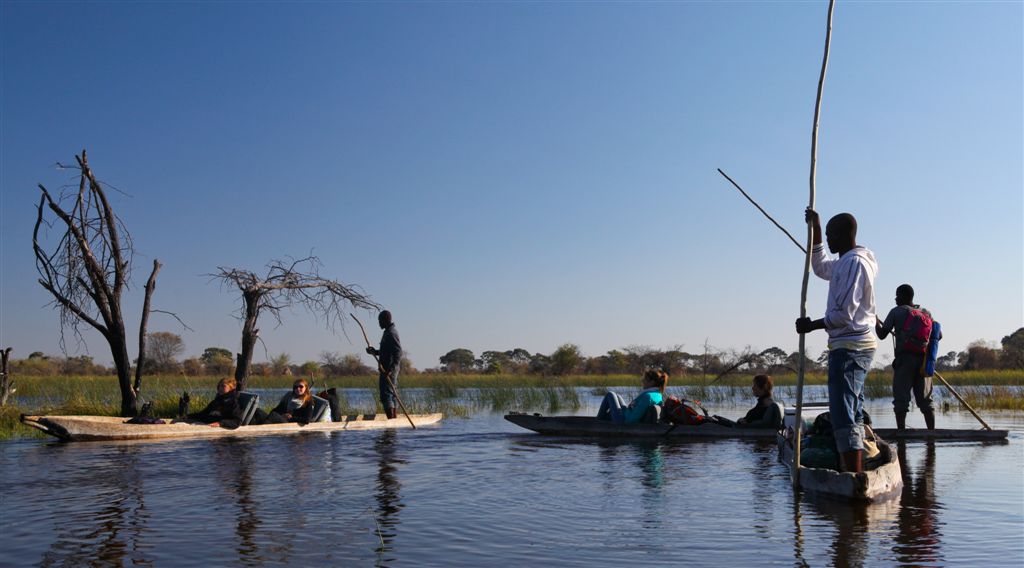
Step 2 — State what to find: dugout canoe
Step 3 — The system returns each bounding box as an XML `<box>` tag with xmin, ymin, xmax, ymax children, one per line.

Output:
<box><xmin>871</xmin><ymin>427</ymin><xmax>1008</xmax><ymax>441</ymax></box>
<box><xmin>20</xmin><ymin>413</ymin><xmax>443</xmax><ymax>442</ymax></box>
<box><xmin>504</xmin><ymin>413</ymin><xmax>778</xmax><ymax>439</ymax></box>
<box><xmin>777</xmin><ymin>431</ymin><xmax>903</xmax><ymax>502</ymax></box>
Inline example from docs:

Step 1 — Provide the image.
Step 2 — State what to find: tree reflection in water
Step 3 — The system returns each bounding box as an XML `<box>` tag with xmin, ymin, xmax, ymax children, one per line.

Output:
<box><xmin>40</xmin><ymin>445</ymin><xmax>153</xmax><ymax>567</ymax></box>
<box><xmin>894</xmin><ymin>441</ymin><xmax>942</xmax><ymax>565</ymax></box>
<box><xmin>216</xmin><ymin>440</ymin><xmax>261</xmax><ymax>563</ymax></box>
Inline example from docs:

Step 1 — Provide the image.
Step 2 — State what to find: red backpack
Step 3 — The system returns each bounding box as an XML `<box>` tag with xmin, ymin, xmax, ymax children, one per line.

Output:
<box><xmin>899</xmin><ymin>307</ymin><xmax>934</xmax><ymax>354</ymax></box>
<box><xmin>662</xmin><ymin>396</ymin><xmax>709</xmax><ymax>425</ymax></box>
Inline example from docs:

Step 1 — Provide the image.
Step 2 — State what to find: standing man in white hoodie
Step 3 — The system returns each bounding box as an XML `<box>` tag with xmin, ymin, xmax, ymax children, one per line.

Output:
<box><xmin>796</xmin><ymin>209</ymin><xmax>878</xmax><ymax>473</ymax></box>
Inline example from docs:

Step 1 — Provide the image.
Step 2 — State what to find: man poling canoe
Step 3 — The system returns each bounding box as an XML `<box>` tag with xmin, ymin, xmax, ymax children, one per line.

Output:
<box><xmin>352</xmin><ymin>311</ymin><xmax>416</xmax><ymax>428</ymax></box>
<box><xmin>795</xmin><ymin>209</ymin><xmax>879</xmax><ymax>474</ymax></box>
<box><xmin>875</xmin><ymin>284</ymin><xmax>939</xmax><ymax>430</ymax></box>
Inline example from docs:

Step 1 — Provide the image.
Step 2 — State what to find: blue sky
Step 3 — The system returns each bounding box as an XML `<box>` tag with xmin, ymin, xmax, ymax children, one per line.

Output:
<box><xmin>2</xmin><ymin>1</ymin><xmax>1021</xmax><ymax>370</ymax></box>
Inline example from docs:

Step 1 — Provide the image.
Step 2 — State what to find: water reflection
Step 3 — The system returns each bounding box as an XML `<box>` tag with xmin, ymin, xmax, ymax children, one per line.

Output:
<box><xmin>749</xmin><ymin>441</ymin><xmax>782</xmax><ymax>530</ymax></box>
<box><xmin>40</xmin><ymin>445</ymin><xmax>153</xmax><ymax>567</ymax></box>
<box><xmin>594</xmin><ymin>440</ymin><xmax>669</xmax><ymax>489</ymax></box>
<box><xmin>374</xmin><ymin>429</ymin><xmax>405</xmax><ymax>556</ymax></box>
<box><xmin>216</xmin><ymin>440</ymin><xmax>261</xmax><ymax>563</ymax></box>
<box><xmin>790</xmin><ymin>473</ymin><xmax>902</xmax><ymax>568</ymax></box>
<box><xmin>799</xmin><ymin>495</ymin><xmax>900</xmax><ymax>568</ymax></box>
<box><xmin>636</xmin><ymin>442</ymin><xmax>664</xmax><ymax>491</ymax></box>
<box><xmin>895</xmin><ymin>441</ymin><xmax>943</xmax><ymax>565</ymax></box>
<box><xmin>591</xmin><ymin>440</ymin><xmax>669</xmax><ymax>531</ymax></box>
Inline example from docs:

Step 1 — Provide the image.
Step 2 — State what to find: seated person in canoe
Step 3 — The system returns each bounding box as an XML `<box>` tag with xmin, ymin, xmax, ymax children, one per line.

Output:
<box><xmin>596</xmin><ymin>369</ymin><xmax>666</xmax><ymax>424</ymax></box>
<box><xmin>734</xmin><ymin>374</ymin><xmax>783</xmax><ymax>428</ymax></box>
<box><xmin>255</xmin><ymin>378</ymin><xmax>319</xmax><ymax>424</ymax></box>
<box><xmin>184</xmin><ymin>377</ymin><xmax>243</xmax><ymax>428</ymax></box>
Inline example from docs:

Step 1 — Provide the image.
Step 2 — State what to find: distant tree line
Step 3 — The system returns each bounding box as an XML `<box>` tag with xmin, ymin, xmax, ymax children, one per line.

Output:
<box><xmin>431</xmin><ymin>343</ymin><xmax>821</xmax><ymax>378</ymax></box>
<box><xmin>8</xmin><ymin>328</ymin><xmax>1024</xmax><ymax>378</ymax></box>
<box><xmin>432</xmin><ymin>327</ymin><xmax>1024</xmax><ymax>377</ymax></box>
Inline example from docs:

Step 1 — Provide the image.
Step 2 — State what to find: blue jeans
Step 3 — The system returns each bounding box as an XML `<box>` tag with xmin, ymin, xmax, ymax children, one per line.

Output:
<box><xmin>597</xmin><ymin>392</ymin><xmax>627</xmax><ymax>423</ymax></box>
<box><xmin>379</xmin><ymin>366</ymin><xmax>399</xmax><ymax>411</ymax></box>
<box><xmin>827</xmin><ymin>348</ymin><xmax>874</xmax><ymax>453</ymax></box>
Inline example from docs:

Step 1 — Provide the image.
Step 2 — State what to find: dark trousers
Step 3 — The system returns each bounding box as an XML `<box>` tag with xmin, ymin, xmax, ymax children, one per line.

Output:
<box><xmin>379</xmin><ymin>367</ymin><xmax>399</xmax><ymax>410</ymax></box>
<box><xmin>892</xmin><ymin>352</ymin><xmax>933</xmax><ymax>413</ymax></box>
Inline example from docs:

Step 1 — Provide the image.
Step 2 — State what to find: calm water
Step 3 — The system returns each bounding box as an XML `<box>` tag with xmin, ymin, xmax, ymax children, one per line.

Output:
<box><xmin>2</xmin><ymin>392</ymin><xmax>1022</xmax><ymax>567</ymax></box>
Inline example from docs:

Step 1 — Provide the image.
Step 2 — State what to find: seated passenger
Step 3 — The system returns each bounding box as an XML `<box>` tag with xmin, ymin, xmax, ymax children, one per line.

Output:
<box><xmin>597</xmin><ymin>369</ymin><xmax>667</xmax><ymax>424</ymax></box>
<box><xmin>255</xmin><ymin>378</ymin><xmax>317</xmax><ymax>424</ymax></box>
<box><xmin>735</xmin><ymin>374</ymin><xmax>782</xmax><ymax>428</ymax></box>
<box><xmin>186</xmin><ymin>377</ymin><xmax>243</xmax><ymax>428</ymax></box>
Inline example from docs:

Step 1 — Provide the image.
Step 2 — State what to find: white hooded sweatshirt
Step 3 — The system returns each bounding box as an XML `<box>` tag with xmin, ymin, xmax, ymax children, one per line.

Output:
<box><xmin>810</xmin><ymin>243</ymin><xmax>879</xmax><ymax>351</ymax></box>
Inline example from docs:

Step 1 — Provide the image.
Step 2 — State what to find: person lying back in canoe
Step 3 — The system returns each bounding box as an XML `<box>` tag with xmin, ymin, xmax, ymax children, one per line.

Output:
<box><xmin>735</xmin><ymin>374</ymin><xmax>782</xmax><ymax>428</ymax></box>
<box><xmin>596</xmin><ymin>369</ymin><xmax>667</xmax><ymax>424</ymax></box>
<box><xmin>184</xmin><ymin>377</ymin><xmax>243</xmax><ymax>428</ymax></box>
<box><xmin>255</xmin><ymin>378</ymin><xmax>317</xmax><ymax>424</ymax></box>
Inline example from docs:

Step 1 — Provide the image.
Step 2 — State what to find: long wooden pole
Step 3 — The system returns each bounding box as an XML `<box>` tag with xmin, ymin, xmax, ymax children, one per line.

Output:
<box><xmin>717</xmin><ymin>168</ymin><xmax>807</xmax><ymax>254</ymax></box>
<box><xmin>794</xmin><ymin>0</ymin><xmax>836</xmax><ymax>489</ymax></box>
<box><xmin>934</xmin><ymin>371</ymin><xmax>992</xmax><ymax>430</ymax></box>
<box><xmin>351</xmin><ymin>313</ymin><xmax>416</xmax><ymax>429</ymax></box>
<box><xmin>734</xmin><ymin>197</ymin><xmax>994</xmax><ymax>434</ymax></box>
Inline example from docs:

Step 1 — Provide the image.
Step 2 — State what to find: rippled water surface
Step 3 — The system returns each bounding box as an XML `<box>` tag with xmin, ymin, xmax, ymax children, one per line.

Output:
<box><xmin>2</xmin><ymin>394</ymin><xmax>1022</xmax><ymax>567</ymax></box>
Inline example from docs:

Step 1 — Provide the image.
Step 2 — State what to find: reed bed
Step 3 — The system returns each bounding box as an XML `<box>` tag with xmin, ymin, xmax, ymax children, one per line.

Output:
<box><xmin>7</xmin><ymin>369</ymin><xmax>1022</xmax><ymax>393</ymax></box>
<box><xmin>952</xmin><ymin>385</ymin><xmax>1024</xmax><ymax>411</ymax></box>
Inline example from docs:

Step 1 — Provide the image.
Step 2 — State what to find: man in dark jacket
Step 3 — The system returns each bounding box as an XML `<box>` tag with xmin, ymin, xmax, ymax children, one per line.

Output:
<box><xmin>366</xmin><ymin>310</ymin><xmax>402</xmax><ymax>419</ymax></box>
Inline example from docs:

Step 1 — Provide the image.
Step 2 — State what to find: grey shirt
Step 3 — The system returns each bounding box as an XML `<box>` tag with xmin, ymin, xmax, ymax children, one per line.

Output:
<box><xmin>379</xmin><ymin>324</ymin><xmax>402</xmax><ymax>373</ymax></box>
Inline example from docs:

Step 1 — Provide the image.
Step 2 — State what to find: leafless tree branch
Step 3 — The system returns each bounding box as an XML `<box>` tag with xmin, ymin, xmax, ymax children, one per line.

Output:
<box><xmin>32</xmin><ymin>150</ymin><xmax>159</xmax><ymax>416</ymax></box>
<box><xmin>151</xmin><ymin>309</ymin><xmax>194</xmax><ymax>332</ymax></box>
<box><xmin>209</xmin><ymin>255</ymin><xmax>380</xmax><ymax>390</ymax></box>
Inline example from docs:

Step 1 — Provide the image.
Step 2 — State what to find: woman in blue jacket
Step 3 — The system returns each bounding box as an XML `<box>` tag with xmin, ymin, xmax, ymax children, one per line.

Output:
<box><xmin>597</xmin><ymin>369</ymin><xmax>667</xmax><ymax>424</ymax></box>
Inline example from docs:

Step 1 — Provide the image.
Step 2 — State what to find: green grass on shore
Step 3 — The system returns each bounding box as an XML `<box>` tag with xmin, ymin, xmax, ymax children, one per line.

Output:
<box><xmin>7</xmin><ymin>369</ymin><xmax>1022</xmax><ymax>395</ymax></box>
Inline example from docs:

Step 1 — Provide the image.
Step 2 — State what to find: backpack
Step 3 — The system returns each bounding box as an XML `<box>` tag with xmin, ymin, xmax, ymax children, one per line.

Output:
<box><xmin>898</xmin><ymin>307</ymin><xmax>933</xmax><ymax>354</ymax></box>
<box><xmin>661</xmin><ymin>396</ymin><xmax>709</xmax><ymax>425</ymax></box>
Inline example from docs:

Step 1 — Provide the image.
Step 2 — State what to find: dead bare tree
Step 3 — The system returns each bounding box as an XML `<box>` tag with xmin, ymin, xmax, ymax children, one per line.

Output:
<box><xmin>211</xmin><ymin>256</ymin><xmax>380</xmax><ymax>391</ymax></box>
<box><xmin>32</xmin><ymin>150</ymin><xmax>162</xmax><ymax>416</ymax></box>
<box><xmin>1</xmin><ymin>348</ymin><xmax>13</xmax><ymax>407</ymax></box>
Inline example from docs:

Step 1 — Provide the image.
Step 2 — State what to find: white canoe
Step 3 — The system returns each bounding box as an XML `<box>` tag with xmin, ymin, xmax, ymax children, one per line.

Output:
<box><xmin>777</xmin><ymin>431</ymin><xmax>903</xmax><ymax>502</ymax></box>
<box><xmin>21</xmin><ymin>413</ymin><xmax>443</xmax><ymax>442</ymax></box>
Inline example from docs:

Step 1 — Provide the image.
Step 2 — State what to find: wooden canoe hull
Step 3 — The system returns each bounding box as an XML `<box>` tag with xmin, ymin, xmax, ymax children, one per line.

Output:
<box><xmin>504</xmin><ymin>414</ymin><xmax>778</xmax><ymax>439</ymax></box>
<box><xmin>20</xmin><ymin>413</ymin><xmax>443</xmax><ymax>442</ymax></box>
<box><xmin>777</xmin><ymin>433</ymin><xmax>903</xmax><ymax>502</ymax></box>
<box><xmin>872</xmin><ymin>428</ymin><xmax>1008</xmax><ymax>441</ymax></box>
